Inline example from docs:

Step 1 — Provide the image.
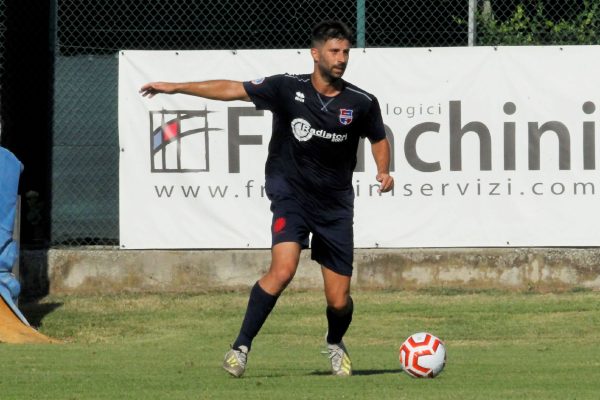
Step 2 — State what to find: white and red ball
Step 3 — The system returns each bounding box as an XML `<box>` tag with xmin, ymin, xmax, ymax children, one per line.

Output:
<box><xmin>399</xmin><ymin>332</ymin><xmax>446</xmax><ymax>378</ymax></box>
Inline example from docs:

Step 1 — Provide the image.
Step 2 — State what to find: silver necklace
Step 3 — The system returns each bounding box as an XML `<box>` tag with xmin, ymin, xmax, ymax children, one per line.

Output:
<box><xmin>316</xmin><ymin>92</ymin><xmax>335</xmax><ymax>112</ymax></box>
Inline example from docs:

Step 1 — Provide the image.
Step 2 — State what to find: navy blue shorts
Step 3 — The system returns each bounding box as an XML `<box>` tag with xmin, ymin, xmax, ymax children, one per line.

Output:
<box><xmin>266</xmin><ymin>178</ymin><xmax>354</xmax><ymax>277</ymax></box>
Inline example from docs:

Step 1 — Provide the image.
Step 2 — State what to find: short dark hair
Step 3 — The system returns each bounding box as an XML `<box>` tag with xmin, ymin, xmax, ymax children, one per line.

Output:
<box><xmin>311</xmin><ymin>20</ymin><xmax>353</xmax><ymax>47</ymax></box>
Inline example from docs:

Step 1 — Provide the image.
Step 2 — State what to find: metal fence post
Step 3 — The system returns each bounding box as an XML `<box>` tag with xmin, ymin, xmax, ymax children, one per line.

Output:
<box><xmin>468</xmin><ymin>0</ymin><xmax>477</xmax><ymax>46</ymax></box>
<box><xmin>356</xmin><ymin>0</ymin><xmax>366</xmax><ymax>48</ymax></box>
<box><xmin>49</xmin><ymin>0</ymin><xmax>57</xmax><ymax>53</ymax></box>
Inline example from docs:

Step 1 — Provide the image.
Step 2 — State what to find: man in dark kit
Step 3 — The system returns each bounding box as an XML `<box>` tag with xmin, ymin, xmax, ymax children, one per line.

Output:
<box><xmin>140</xmin><ymin>20</ymin><xmax>394</xmax><ymax>377</ymax></box>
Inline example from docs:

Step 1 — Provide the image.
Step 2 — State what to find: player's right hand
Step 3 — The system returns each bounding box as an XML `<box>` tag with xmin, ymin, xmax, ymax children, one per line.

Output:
<box><xmin>139</xmin><ymin>82</ymin><xmax>177</xmax><ymax>98</ymax></box>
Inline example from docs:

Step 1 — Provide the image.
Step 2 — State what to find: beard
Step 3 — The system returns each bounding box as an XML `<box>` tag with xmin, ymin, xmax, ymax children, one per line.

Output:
<box><xmin>318</xmin><ymin>62</ymin><xmax>346</xmax><ymax>83</ymax></box>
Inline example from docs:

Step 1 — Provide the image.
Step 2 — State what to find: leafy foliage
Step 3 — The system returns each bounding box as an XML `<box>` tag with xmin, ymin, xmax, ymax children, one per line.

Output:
<box><xmin>476</xmin><ymin>0</ymin><xmax>600</xmax><ymax>45</ymax></box>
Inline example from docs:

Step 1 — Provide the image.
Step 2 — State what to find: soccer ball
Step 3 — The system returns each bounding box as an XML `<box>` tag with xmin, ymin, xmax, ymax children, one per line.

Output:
<box><xmin>399</xmin><ymin>332</ymin><xmax>446</xmax><ymax>378</ymax></box>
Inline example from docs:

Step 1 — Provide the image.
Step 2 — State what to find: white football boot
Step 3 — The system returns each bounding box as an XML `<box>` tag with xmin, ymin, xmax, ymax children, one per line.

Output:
<box><xmin>222</xmin><ymin>345</ymin><xmax>248</xmax><ymax>378</ymax></box>
<box><xmin>326</xmin><ymin>340</ymin><xmax>352</xmax><ymax>376</ymax></box>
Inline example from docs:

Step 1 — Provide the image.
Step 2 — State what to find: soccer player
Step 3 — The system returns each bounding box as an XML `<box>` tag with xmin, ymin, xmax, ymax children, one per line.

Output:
<box><xmin>140</xmin><ymin>20</ymin><xmax>394</xmax><ymax>377</ymax></box>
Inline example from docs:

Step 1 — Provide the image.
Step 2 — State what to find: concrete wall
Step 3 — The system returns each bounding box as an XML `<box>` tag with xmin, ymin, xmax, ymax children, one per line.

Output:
<box><xmin>20</xmin><ymin>247</ymin><xmax>600</xmax><ymax>297</ymax></box>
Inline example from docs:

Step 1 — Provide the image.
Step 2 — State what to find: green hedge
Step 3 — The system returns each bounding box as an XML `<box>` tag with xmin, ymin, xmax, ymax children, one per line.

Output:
<box><xmin>476</xmin><ymin>0</ymin><xmax>600</xmax><ymax>45</ymax></box>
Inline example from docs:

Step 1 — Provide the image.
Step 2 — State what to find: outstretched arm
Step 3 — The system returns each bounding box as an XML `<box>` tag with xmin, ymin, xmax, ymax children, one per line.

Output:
<box><xmin>371</xmin><ymin>138</ymin><xmax>394</xmax><ymax>193</ymax></box>
<box><xmin>139</xmin><ymin>80</ymin><xmax>251</xmax><ymax>102</ymax></box>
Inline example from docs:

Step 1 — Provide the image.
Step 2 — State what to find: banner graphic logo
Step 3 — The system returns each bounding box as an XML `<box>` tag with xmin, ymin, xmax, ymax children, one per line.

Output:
<box><xmin>149</xmin><ymin>109</ymin><xmax>222</xmax><ymax>173</ymax></box>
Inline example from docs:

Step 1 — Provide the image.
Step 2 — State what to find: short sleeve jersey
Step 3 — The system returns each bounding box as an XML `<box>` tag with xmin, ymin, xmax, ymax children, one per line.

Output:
<box><xmin>243</xmin><ymin>73</ymin><xmax>386</xmax><ymax>210</ymax></box>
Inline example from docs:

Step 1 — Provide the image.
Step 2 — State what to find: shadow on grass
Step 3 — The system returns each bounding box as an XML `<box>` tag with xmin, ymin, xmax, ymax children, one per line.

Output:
<box><xmin>309</xmin><ymin>369</ymin><xmax>399</xmax><ymax>376</ymax></box>
<box><xmin>19</xmin><ymin>301</ymin><xmax>63</xmax><ymax>328</ymax></box>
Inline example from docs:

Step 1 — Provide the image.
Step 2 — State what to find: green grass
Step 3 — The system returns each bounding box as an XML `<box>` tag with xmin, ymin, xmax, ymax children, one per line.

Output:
<box><xmin>1</xmin><ymin>289</ymin><xmax>599</xmax><ymax>399</ymax></box>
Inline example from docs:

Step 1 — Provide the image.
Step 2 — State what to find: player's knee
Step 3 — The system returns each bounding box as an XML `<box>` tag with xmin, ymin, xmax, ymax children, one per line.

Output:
<box><xmin>327</xmin><ymin>295</ymin><xmax>352</xmax><ymax>313</ymax></box>
<box><xmin>268</xmin><ymin>264</ymin><xmax>296</xmax><ymax>288</ymax></box>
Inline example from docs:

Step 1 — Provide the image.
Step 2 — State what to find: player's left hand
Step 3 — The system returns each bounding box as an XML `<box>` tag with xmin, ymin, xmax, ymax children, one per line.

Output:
<box><xmin>376</xmin><ymin>173</ymin><xmax>394</xmax><ymax>193</ymax></box>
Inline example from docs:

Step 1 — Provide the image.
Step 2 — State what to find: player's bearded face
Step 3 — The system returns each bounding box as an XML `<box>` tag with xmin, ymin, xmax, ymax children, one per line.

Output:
<box><xmin>314</xmin><ymin>38</ymin><xmax>350</xmax><ymax>82</ymax></box>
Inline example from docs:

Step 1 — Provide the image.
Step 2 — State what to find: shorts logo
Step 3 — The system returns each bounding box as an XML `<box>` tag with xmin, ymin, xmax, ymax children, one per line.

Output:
<box><xmin>251</xmin><ymin>77</ymin><xmax>265</xmax><ymax>85</ymax></box>
<box><xmin>339</xmin><ymin>109</ymin><xmax>353</xmax><ymax>125</ymax></box>
<box><xmin>273</xmin><ymin>217</ymin><xmax>286</xmax><ymax>233</ymax></box>
<box><xmin>290</xmin><ymin>118</ymin><xmax>348</xmax><ymax>143</ymax></box>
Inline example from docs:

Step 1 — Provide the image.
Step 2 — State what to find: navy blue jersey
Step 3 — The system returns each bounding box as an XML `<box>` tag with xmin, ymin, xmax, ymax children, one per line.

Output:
<box><xmin>243</xmin><ymin>73</ymin><xmax>386</xmax><ymax>211</ymax></box>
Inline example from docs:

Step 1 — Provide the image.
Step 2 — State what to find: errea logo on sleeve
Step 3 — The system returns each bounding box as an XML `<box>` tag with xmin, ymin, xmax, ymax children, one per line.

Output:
<box><xmin>295</xmin><ymin>92</ymin><xmax>305</xmax><ymax>103</ymax></box>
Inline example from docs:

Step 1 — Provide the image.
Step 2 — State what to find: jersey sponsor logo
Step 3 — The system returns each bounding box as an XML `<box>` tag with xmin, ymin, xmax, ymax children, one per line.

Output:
<box><xmin>251</xmin><ymin>77</ymin><xmax>265</xmax><ymax>85</ymax></box>
<box><xmin>339</xmin><ymin>109</ymin><xmax>353</xmax><ymax>125</ymax></box>
<box><xmin>290</xmin><ymin>118</ymin><xmax>348</xmax><ymax>143</ymax></box>
<box><xmin>295</xmin><ymin>91</ymin><xmax>305</xmax><ymax>103</ymax></box>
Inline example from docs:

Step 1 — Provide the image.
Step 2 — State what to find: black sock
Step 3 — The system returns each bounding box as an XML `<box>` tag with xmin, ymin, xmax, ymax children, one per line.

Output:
<box><xmin>326</xmin><ymin>296</ymin><xmax>354</xmax><ymax>344</ymax></box>
<box><xmin>232</xmin><ymin>281</ymin><xmax>279</xmax><ymax>351</ymax></box>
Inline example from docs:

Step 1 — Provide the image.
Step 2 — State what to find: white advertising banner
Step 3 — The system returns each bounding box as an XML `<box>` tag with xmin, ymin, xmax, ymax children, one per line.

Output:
<box><xmin>119</xmin><ymin>46</ymin><xmax>600</xmax><ymax>249</ymax></box>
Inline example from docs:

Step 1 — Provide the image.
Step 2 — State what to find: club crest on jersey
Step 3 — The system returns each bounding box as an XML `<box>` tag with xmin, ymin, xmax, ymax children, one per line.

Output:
<box><xmin>339</xmin><ymin>109</ymin><xmax>353</xmax><ymax>125</ymax></box>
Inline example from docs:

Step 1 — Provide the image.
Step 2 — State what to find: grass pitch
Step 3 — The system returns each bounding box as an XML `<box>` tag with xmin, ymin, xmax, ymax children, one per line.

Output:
<box><xmin>0</xmin><ymin>288</ymin><xmax>599</xmax><ymax>399</ymax></box>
